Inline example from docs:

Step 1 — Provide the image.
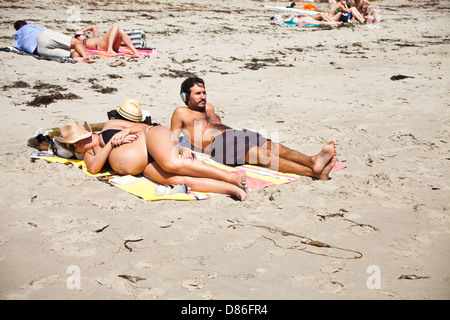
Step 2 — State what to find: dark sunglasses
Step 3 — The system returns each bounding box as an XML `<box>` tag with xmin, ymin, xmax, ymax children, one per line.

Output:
<box><xmin>66</xmin><ymin>144</ymin><xmax>76</xmax><ymax>152</ymax></box>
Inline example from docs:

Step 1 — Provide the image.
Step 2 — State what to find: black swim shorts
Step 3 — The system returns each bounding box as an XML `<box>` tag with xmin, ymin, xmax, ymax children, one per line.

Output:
<box><xmin>210</xmin><ymin>129</ymin><xmax>269</xmax><ymax>166</ymax></box>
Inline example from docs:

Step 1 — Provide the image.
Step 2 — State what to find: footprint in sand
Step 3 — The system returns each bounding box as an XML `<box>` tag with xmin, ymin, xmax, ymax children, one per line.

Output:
<box><xmin>318</xmin><ymin>279</ymin><xmax>345</xmax><ymax>294</ymax></box>
<box><xmin>96</xmin><ymin>275</ymin><xmax>141</xmax><ymax>297</ymax></box>
<box><xmin>136</xmin><ymin>287</ymin><xmax>167</xmax><ymax>299</ymax></box>
<box><xmin>134</xmin><ymin>260</ymin><xmax>155</xmax><ymax>270</ymax></box>
<box><xmin>4</xmin><ymin>274</ymin><xmax>60</xmax><ymax>299</ymax></box>
<box><xmin>181</xmin><ymin>277</ymin><xmax>205</xmax><ymax>292</ymax></box>
<box><xmin>411</xmin><ymin>231</ymin><xmax>439</xmax><ymax>244</ymax></box>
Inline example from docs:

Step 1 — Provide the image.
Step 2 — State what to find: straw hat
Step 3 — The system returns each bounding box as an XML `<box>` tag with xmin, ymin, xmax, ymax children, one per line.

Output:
<box><xmin>54</xmin><ymin>121</ymin><xmax>92</xmax><ymax>144</ymax></box>
<box><xmin>116</xmin><ymin>99</ymin><xmax>145</xmax><ymax>122</ymax></box>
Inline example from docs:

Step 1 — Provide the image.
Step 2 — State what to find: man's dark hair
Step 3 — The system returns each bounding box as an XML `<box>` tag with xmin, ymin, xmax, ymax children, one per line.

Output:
<box><xmin>180</xmin><ymin>77</ymin><xmax>204</xmax><ymax>105</ymax></box>
<box><xmin>14</xmin><ymin>20</ymin><xmax>28</xmax><ymax>31</ymax></box>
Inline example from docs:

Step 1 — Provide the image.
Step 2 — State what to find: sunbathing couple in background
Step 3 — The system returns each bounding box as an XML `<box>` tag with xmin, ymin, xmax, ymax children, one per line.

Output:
<box><xmin>14</xmin><ymin>21</ymin><xmax>140</xmax><ymax>62</ymax></box>
<box><xmin>13</xmin><ymin>20</ymin><xmax>95</xmax><ymax>63</ymax></box>
<box><xmin>58</xmin><ymin>79</ymin><xmax>336</xmax><ymax>200</ymax></box>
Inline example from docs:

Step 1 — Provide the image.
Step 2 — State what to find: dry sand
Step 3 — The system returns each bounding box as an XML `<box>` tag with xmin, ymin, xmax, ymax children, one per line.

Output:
<box><xmin>0</xmin><ymin>0</ymin><xmax>449</xmax><ymax>300</ymax></box>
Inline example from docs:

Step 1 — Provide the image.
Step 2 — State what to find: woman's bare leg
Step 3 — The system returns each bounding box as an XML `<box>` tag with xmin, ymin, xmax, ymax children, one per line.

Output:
<box><xmin>350</xmin><ymin>7</ymin><xmax>365</xmax><ymax>22</ymax></box>
<box><xmin>96</xmin><ymin>24</ymin><xmax>120</xmax><ymax>54</ymax></box>
<box><xmin>115</xmin><ymin>29</ymin><xmax>140</xmax><ymax>56</ymax></box>
<box><xmin>143</xmin><ymin>162</ymin><xmax>247</xmax><ymax>200</ymax></box>
<box><xmin>146</xmin><ymin>126</ymin><xmax>247</xmax><ymax>190</ymax></box>
<box><xmin>70</xmin><ymin>38</ymin><xmax>95</xmax><ymax>63</ymax></box>
<box><xmin>96</xmin><ymin>25</ymin><xmax>139</xmax><ymax>56</ymax></box>
<box><xmin>106</xmin><ymin>25</ymin><xmax>120</xmax><ymax>53</ymax></box>
<box><xmin>329</xmin><ymin>12</ymin><xmax>342</xmax><ymax>21</ymax></box>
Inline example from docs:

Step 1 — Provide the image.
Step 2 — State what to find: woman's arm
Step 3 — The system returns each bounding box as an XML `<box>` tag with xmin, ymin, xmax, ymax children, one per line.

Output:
<box><xmin>339</xmin><ymin>3</ymin><xmax>351</xmax><ymax>13</ymax></box>
<box><xmin>83</xmin><ymin>142</ymin><xmax>113</xmax><ymax>174</ymax></box>
<box><xmin>84</xmin><ymin>133</ymin><xmax>139</xmax><ymax>173</ymax></box>
<box><xmin>107</xmin><ymin>129</ymin><xmax>139</xmax><ymax>147</ymax></box>
<box><xmin>101</xmin><ymin>119</ymin><xmax>147</xmax><ymax>147</ymax></box>
<box><xmin>81</xmin><ymin>25</ymin><xmax>99</xmax><ymax>38</ymax></box>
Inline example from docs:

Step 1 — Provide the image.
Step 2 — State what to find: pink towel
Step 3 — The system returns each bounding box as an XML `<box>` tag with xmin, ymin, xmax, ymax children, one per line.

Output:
<box><xmin>331</xmin><ymin>162</ymin><xmax>347</xmax><ymax>172</ymax></box>
<box><xmin>85</xmin><ymin>47</ymin><xmax>157</xmax><ymax>58</ymax></box>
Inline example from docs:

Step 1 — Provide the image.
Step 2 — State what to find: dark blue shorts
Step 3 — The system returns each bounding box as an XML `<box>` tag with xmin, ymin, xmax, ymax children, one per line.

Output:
<box><xmin>210</xmin><ymin>129</ymin><xmax>269</xmax><ymax>166</ymax></box>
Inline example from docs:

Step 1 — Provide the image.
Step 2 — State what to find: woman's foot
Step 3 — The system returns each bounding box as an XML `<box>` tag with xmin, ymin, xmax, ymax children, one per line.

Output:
<box><xmin>232</xmin><ymin>186</ymin><xmax>248</xmax><ymax>201</ymax></box>
<box><xmin>229</xmin><ymin>171</ymin><xmax>247</xmax><ymax>190</ymax></box>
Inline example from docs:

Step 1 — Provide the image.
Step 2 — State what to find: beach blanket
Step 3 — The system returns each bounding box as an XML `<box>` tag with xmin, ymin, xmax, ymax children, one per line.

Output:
<box><xmin>85</xmin><ymin>46</ymin><xmax>157</xmax><ymax>58</ymax></box>
<box><xmin>270</xmin><ymin>14</ymin><xmax>319</xmax><ymax>27</ymax></box>
<box><xmin>0</xmin><ymin>46</ymin><xmax>75</xmax><ymax>63</ymax></box>
<box><xmin>30</xmin><ymin>150</ymin><xmax>346</xmax><ymax>201</ymax></box>
<box><xmin>282</xmin><ymin>21</ymin><xmax>319</xmax><ymax>27</ymax></box>
<box><xmin>270</xmin><ymin>21</ymin><xmax>319</xmax><ymax>27</ymax></box>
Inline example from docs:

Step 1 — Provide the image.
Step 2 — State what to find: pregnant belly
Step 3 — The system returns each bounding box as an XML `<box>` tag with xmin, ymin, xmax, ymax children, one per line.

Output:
<box><xmin>108</xmin><ymin>133</ymin><xmax>148</xmax><ymax>175</ymax></box>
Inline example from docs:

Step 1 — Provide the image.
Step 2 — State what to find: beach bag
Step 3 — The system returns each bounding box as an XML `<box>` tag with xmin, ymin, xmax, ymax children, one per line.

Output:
<box><xmin>50</xmin><ymin>138</ymin><xmax>84</xmax><ymax>159</ymax></box>
<box><xmin>271</xmin><ymin>14</ymin><xmax>285</xmax><ymax>25</ymax></box>
<box><xmin>124</xmin><ymin>29</ymin><xmax>147</xmax><ymax>49</ymax></box>
<box><xmin>340</xmin><ymin>13</ymin><xmax>350</xmax><ymax>22</ymax></box>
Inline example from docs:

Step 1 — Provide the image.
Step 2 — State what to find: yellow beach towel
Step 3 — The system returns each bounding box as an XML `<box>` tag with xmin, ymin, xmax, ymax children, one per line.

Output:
<box><xmin>31</xmin><ymin>150</ymin><xmax>345</xmax><ymax>201</ymax></box>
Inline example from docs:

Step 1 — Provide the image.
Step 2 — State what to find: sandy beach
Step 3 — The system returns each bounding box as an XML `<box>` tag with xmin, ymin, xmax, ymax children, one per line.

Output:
<box><xmin>0</xmin><ymin>0</ymin><xmax>449</xmax><ymax>301</ymax></box>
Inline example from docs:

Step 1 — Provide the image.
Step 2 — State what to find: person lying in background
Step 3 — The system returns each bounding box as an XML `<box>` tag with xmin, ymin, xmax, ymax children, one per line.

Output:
<box><xmin>74</xmin><ymin>24</ymin><xmax>139</xmax><ymax>56</ymax></box>
<box><xmin>280</xmin><ymin>13</ymin><xmax>342</xmax><ymax>26</ymax></box>
<box><xmin>14</xmin><ymin>20</ymin><xmax>95</xmax><ymax>63</ymax></box>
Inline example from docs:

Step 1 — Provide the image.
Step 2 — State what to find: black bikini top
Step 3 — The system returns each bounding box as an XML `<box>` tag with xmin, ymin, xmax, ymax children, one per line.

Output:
<box><xmin>100</xmin><ymin>129</ymin><xmax>121</xmax><ymax>144</ymax></box>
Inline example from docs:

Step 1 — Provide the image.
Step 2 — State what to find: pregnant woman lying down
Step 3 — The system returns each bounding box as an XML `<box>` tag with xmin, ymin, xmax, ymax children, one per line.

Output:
<box><xmin>56</xmin><ymin>100</ymin><xmax>247</xmax><ymax>200</ymax></box>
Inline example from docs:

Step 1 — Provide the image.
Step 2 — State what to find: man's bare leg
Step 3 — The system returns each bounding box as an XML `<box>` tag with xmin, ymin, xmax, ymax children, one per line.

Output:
<box><xmin>116</xmin><ymin>29</ymin><xmax>140</xmax><ymax>56</ymax></box>
<box><xmin>311</xmin><ymin>140</ymin><xmax>336</xmax><ymax>174</ymax></box>
<box><xmin>260</xmin><ymin>140</ymin><xmax>335</xmax><ymax>174</ymax></box>
<box><xmin>319</xmin><ymin>156</ymin><xmax>336</xmax><ymax>180</ymax></box>
<box><xmin>246</xmin><ymin>145</ymin><xmax>334</xmax><ymax>180</ymax></box>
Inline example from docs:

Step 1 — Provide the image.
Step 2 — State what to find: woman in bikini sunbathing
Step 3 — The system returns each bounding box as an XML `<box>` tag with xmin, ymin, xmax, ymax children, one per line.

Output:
<box><xmin>329</xmin><ymin>0</ymin><xmax>365</xmax><ymax>23</ymax></box>
<box><xmin>74</xmin><ymin>24</ymin><xmax>139</xmax><ymax>56</ymax></box>
<box><xmin>350</xmin><ymin>0</ymin><xmax>380</xmax><ymax>23</ymax></box>
<box><xmin>56</xmin><ymin>100</ymin><xmax>248</xmax><ymax>200</ymax></box>
<box><xmin>282</xmin><ymin>13</ymin><xmax>342</xmax><ymax>26</ymax></box>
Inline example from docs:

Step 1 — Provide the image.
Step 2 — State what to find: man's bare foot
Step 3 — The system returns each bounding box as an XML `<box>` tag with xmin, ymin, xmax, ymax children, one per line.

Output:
<box><xmin>312</xmin><ymin>140</ymin><xmax>336</xmax><ymax>174</ymax></box>
<box><xmin>319</xmin><ymin>156</ymin><xmax>336</xmax><ymax>181</ymax></box>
